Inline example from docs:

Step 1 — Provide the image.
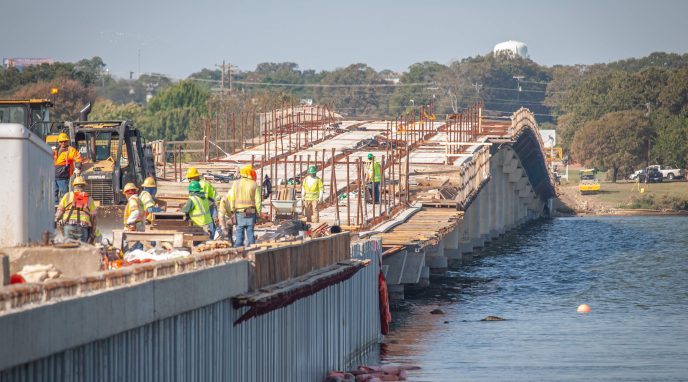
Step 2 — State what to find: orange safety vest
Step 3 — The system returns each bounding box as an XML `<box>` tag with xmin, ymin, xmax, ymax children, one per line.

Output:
<box><xmin>53</xmin><ymin>146</ymin><xmax>82</xmax><ymax>177</ymax></box>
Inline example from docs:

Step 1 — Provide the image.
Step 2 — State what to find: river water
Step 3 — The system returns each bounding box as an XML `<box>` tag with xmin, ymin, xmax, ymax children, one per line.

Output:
<box><xmin>379</xmin><ymin>217</ymin><xmax>688</xmax><ymax>381</ymax></box>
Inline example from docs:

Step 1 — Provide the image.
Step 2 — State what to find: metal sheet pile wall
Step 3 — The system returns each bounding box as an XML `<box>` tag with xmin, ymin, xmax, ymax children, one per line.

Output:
<box><xmin>0</xmin><ymin>239</ymin><xmax>382</xmax><ymax>382</ymax></box>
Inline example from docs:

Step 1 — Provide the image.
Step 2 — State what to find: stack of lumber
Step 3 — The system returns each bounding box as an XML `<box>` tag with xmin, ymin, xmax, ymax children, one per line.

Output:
<box><xmin>375</xmin><ymin>207</ymin><xmax>463</xmax><ymax>249</ymax></box>
<box><xmin>275</xmin><ymin>185</ymin><xmax>296</xmax><ymax>201</ymax></box>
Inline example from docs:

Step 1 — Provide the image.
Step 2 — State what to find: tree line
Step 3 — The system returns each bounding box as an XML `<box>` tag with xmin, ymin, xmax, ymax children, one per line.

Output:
<box><xmin>2</xmin><ymin>52</ymin><xmax>688</xmax><ymax>178</ymax></box>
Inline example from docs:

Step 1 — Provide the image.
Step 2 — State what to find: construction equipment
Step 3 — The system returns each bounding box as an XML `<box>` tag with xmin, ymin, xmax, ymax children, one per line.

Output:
<box><xmin>60</xmin><ymin>120</ymin><xmax>156</xmax><ymax>205</ymax></box>
<box><xmin>578</xmin><ymin>169</ymin><xmax>601</xmax><ymax>195</ymax></box>
<box><xmin>0</xmin><ymin>99</ymin><xmax>53</xmax><ymax>138</ymax></box>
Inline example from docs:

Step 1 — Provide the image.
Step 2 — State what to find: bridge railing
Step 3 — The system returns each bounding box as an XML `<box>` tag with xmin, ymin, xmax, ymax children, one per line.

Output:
<box><xmin>510</xmin><ymin>107</ymin><xmax>557</xmax><ymax>190</ymax></box>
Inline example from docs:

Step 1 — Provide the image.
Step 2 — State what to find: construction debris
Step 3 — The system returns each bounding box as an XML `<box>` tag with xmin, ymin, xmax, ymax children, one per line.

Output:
<box><xmin>17</xmin><ymin>264</ymin><xmax>61</xmax><ymax>283</ymax></box>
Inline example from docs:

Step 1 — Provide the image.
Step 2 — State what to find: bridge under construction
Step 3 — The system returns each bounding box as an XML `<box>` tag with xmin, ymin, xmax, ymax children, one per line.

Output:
<box><xmin>0</xmin><ymin>103</ymin><xmax>556</xmax><ymax>381</ymax></box>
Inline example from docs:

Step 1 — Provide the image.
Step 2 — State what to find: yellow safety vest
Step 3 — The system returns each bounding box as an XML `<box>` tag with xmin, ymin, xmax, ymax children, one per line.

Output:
<box><xmin>368</xmin><ymin>161</ymin><xmax>381</xmax><ymax>182</ymax></box>
<box><xmin>60</xmin><ymin>192</ymin><xmax>96</xmax><ymax>227</ymax></box>
<box><xmin>302</xmin><ymin>176</ymin><xmax>324</xmax><ymax>201</ymax></box>
<box><xmin>123</xmin><ymin>195</ymin><xmax>144</xmax><ymax>225</ymax></box>
<box><xmin>140</xmin><ymin>190</ymin><xmax>155</xmax><ymax>210</ymax></box>
<box><xmin>232</xmin><ymin>178</ymin><xmax>259</xmax><ymax>210</ymax></box>
<box><xmin>189</xmin><ymin>195</ymin><xmax>212</xmax><ymax>226</ymax></box>
<box><xmin>200</xmin><ymin>179</ymin><xmax>217</xmax><ymax>201</ymax></box>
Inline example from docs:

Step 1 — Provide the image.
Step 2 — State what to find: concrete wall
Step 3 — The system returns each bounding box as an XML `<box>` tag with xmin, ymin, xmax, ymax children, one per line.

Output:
<box><xmin>0</xmin><ymin>124</ymin><xmax>53</xmax><ymax>247</ymax></box>
<box><xmin>0</xmin><ymin>239</ymin><xmax>382</xmax><ymax>382</ymax></box>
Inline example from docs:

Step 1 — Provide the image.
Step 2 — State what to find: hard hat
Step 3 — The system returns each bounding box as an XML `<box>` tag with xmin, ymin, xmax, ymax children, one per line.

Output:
<box><xmin>186</xmin><ymin>167</ymin><xmax>200</xmax><ymax>179</ymax></box>
<box><xmin>367</xmin><ymin>153</ymin><xmax>374</xmax><ymax>160</ymax></box>
<box><xmin>141</xmin><ymin>176</ymin><xmax>157</xmax><ymax>188</ymax></box>
<box><xmin>240</xmin><ymin>165</ymin><xmax>252</xmax><ymax>177</ymax></box>
<box><xmin>72</xmin><ymin>176</ymin><xmax>86</xmax><ymax>187</ymax></box>
<box><xmin>188</xmin><ymin>180</ymin><xmax>202</xmax><ymax>193</ymax></box>
<box><xmin>308</xmin><ymin>165</ymin><xmax>317</xmax><ymax>175</ymax></box>
<box><xmin>122</xmin><ymin>183</ymin><xmax>138</xmax><ymax>194</ymax></box>
<box><xmin>57</xmin><ymin>133</ymin><xmax>70</xmax><ymax>143</ymax></box>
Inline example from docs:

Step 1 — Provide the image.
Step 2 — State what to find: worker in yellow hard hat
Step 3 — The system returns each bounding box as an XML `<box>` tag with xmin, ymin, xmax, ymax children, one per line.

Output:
<box><xmin>53</xmin><ymin>132</ymin><xmax>82</xmax><ymax>203</ymax></box>
<box><xmin>186</xmin><ymin>167</ymin><xmax>218</xmax><ymax>238</ymax></box>
<box><xmin>227</xmin><ymin>165</ymin><xmax>262</xmax><ymax>247</ymax></box>
<box><xmin>139</xmin><ymin>176</ymin><xmax>163</xmax><ymax>224</ymax></box>
<box><xmin>122</xmin><ymin>182</ymin><xmax>144</xmax><ymax>250</ymax></box>
<box><xmin>54</xmin><ymin>176</ymin><xmax>97</xmax><ymax>243</ymax></box>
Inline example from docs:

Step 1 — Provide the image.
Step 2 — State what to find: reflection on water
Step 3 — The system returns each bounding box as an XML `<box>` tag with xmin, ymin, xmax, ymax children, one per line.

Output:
<box><xmin>380</xmin><ymin>217</ymin><xmax>688</xmax><ymax>381</ymax></box>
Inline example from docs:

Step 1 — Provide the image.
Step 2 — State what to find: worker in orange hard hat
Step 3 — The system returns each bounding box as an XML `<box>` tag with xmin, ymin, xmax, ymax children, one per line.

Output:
<box><xmin>53</xmin><ymin>132</ymin><xmax>82</xmax><ymax>203</ymax></box>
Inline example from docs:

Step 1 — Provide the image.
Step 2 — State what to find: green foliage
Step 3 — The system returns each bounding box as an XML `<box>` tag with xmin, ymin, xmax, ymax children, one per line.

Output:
<box><xmin>651</xmin><ymin>112</ymin><xmax>688</xmax><ymax>168</ymax></box>
<box><xmin>620</xmin><ymin>194</ymin><xmax>688</xmax><ymax>210</ymax></box>
<box><xmin>388</xmin><ymin>62</ymin><xmax>447</xmax><ymax>115</ymax></box>
<box><xmin>90</xmin><ymin>99</ymin><xmax>144</xmax><ymax>123</ymax></box>
<box><xmin>139</xmin><ymin>80</ymin><xmax>210</xmax><ymax>141</ymax></box>
<box><xmin>315</xmin><ymin>64</ymin><xmax>389</xmax><ymax>117</ymax></box>
<box><xmin>572</xmin><ymin>110</ymin><xmax>654</xmax><ymax>181</ymax></box>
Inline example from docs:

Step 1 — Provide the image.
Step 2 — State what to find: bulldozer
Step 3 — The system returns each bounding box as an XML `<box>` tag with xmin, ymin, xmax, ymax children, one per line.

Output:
<box><xmin>48</xmin><ymin>114</ymin><xmax>156</xmax><ymax>238</ymax></box>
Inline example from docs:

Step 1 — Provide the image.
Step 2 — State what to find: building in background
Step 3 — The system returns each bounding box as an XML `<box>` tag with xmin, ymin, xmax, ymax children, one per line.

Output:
<box><xmin>3</xmin><ymin>58</ymin><xmax>54</xmax><ymax>70</ymax></box>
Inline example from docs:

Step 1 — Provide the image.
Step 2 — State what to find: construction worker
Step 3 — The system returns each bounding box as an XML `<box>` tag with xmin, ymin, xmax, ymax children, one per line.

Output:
<box><xmin>301</xmin><ymin>165</ymin><xmax>324</xmax><ymax>223</ymax></box>
<box><xmin>54</xmin><ymin>176</ymin><xmax>97</xmax><ymax>243</ymax></box>
<box><xmin>53</xmin><ymin>132</ymin><xmax>82</xmax><ymax>203</ymax></box>
<box><xmin>218</xmin><ymin>191</ymin><xmax>235</xmax><ymax>246</ymax></box>
<box><xmin>181</xmin><ymin>180</ymin><xmax>213</xmax><ymax>237</ymax></box>
<box><xmin>186</xmin><ymin>167</ymin><xmax>217</xmax><ymax>237</ymax></box>
<box><xmin>366</xmin><ymin>153</ymin><xmax>381</xmax><ymax>203</ymax></box>
<box><xmin>228</xmin><ymin>165</ymin><xmax>262</xmax><ymax>247</ymax></box>
<box><xmin>139</xmin><ymin>176</ymin><xmax>163</xmax><ymax>224</ymax></box>
<box><xmin>122</xmin><ymin>183</ymin><xmax>145</xmax><ymax>250</ymax></box>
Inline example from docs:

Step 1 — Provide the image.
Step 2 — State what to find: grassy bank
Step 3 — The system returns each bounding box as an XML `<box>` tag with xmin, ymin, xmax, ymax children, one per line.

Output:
<box><xmin>558</xmin><ymin>175</ymin><xmax>688</xmax><ymax>212</ymax></box>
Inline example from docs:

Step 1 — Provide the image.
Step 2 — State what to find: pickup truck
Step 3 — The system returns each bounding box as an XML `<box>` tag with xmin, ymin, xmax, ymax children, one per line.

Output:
<box><xmin>647</xmin><ymin>165</ymin><xmax>683</xmax><ymax>180</ymax></box>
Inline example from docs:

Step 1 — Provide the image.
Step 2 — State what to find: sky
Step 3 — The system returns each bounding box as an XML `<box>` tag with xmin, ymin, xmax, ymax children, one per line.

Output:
<box><xmin>2</xmin><ymin>0</ymin><xmax>687</xmax><ymax>79</ymax></box>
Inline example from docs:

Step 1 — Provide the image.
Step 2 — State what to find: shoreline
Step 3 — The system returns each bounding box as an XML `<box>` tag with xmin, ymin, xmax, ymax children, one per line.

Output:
<box><xmin>557</xmin><ymin>208</ymin><xmax>688</xmax><ymax>217</ymax></box>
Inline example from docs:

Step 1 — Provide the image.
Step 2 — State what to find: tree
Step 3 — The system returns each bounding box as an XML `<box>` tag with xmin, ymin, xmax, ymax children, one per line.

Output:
<box><xmin>388</xmin><ymin>62</ymin><xmax>448</xmax><ymax>115</ymax></box>
<box><xmin>12</xmin><ymin>78</ymin><xmax>95</xmax><ymax>121</ymax></box>
<box><xmin>90</xmin><ymin>99</ymin><xmax>144</xmax><ymax>123</ymax></box>
<box><xmin>651</xmin><ymin>112</ymin><xmax>688</xmax><ymax>168</ymax></box>
<box><xmin>139</xmin><ymin>80</ymin><xmax>210</xmax><ymax>141</ymax></box>
<box><xmin>572</xmin><ymin>110</ymin><xmax>654</xmax><ymax>181</ymax></box>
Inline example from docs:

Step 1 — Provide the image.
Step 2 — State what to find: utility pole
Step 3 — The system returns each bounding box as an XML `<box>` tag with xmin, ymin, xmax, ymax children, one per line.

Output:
<box><xmin>513</xmin><ymin>75</ymin><xmax>524</xmax><ymax>104</ymax></box>
<box><xmin>215</xmin><ymin>60</ymin><xmax>227</xmax><ymax>98</ymax></box>
<box><xmin>472</xmin><ymin>82</ymin><xmax>483</xmax><ymax>98</ymax></box>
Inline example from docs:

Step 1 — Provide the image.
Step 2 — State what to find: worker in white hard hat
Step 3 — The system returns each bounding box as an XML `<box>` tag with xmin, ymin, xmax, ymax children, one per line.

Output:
<box><xmin>122</xmin><ymin>182</ymin><xmax>144</xmax><ymax>250</ymax></box>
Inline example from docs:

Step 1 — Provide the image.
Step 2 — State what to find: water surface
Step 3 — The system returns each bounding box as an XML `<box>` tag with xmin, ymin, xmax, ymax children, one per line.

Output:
<box><xmin>381</xmin><ymin>217</ymin><xmax>688</xmax><ymax>381</ymax></box>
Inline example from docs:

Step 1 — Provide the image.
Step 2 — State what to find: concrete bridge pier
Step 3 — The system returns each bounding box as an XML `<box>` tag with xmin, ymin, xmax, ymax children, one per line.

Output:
<box><xmin>478</xmin><ymin>188</ymin><xmax>491</xmax><ymax>248</ymax></box>
<box><xmin>426</xmin><ymin>240</ymin><xmax>447</xmax><ymax>276</ymax></box>
<box><xmin>459</xmin><ymin>203</ymin><xmax>474</xmax><ymax>262</ymax></box>
<box><xmin>444</xmin><ymin>225</ymin><xmax>462</xmax><ymax>268</ymax></box>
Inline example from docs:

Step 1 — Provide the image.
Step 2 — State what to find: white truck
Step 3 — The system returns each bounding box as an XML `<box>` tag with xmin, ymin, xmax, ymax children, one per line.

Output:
<box><xmin>648</xmin><ymin>165</ymin><xmax>683</xmax><ymax>180</ymax></box>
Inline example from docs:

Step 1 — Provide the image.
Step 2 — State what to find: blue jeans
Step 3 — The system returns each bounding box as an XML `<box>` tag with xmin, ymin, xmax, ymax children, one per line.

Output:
<box><xmin>234</xmin><ymin>212</ymin><xmax>256</xmax><ymax>247</ymax></box>
<box><xmin>64</xmin><ymin>224</ymin><xmax>89</xmax><ymax>243</ymax></box>
<box><xmin>369</xmin><ymin>182</ymin><xmax>380</xmax><ymax>203</ymax></box>
<box><xmin>55</xmin><ymin>178</ymin><xmax>69</xmax><ymax>204</ymax></box>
